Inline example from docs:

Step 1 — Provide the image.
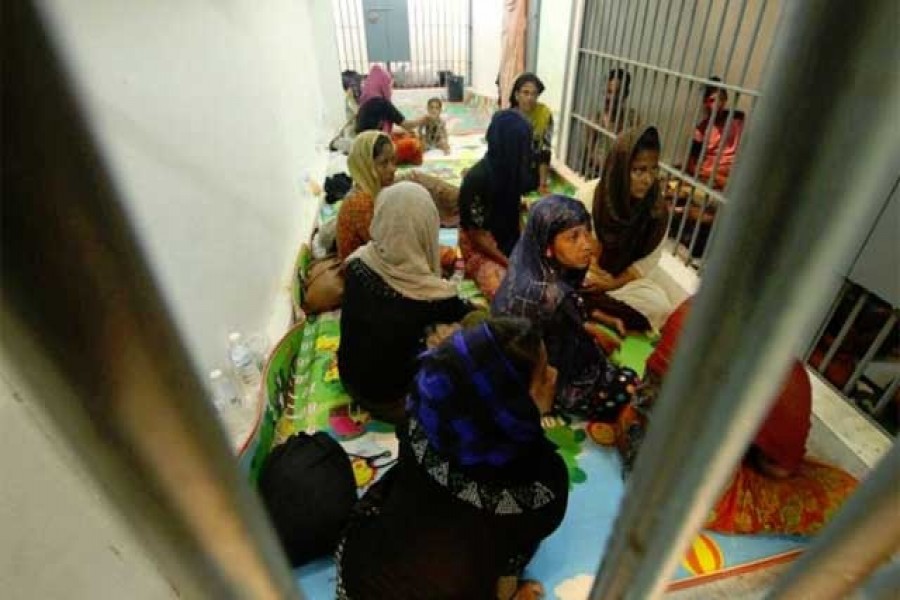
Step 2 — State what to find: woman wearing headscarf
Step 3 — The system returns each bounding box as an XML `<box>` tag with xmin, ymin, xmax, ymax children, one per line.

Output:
<box><xmin>616</xmin><ymin>300</ymin><xmax>858</xmax><ymax>535</ymax></box>
<box><xmin>336</xmin><ymin>131</ymin><xmax>397</xmax><ymax>261</ymax></box>
<box><xmin>578</xmin><ymin>125</ymin><xmax>674</xmax><ymax>334</ymax></box>
<box><xmin>458</xmin><ymin>109</ymin><xmax>533</xmax><ymax>300</ymax></box>
<box><xmin>355</xmin><ymin>64</ymin><xmax>421</xmax><ymax>135</ymax></box>
<box><xmin>338</xmin><ymin>181</ymin><xmax>473</xmax><ymax>423</ymax></box>
<box><xmin>494</xmin><ymin>195</ymin><xmax>639</xmax><ymax>422</ymax></box>
<box><xmin>336</xmin><ymin>317</ymin><xmax>567</xmax><ymax>599</ymax></box>
<box><xmin>510</xmin><ymin>72</ymin><xmax>554</xmax><ymax>194</ymax></box>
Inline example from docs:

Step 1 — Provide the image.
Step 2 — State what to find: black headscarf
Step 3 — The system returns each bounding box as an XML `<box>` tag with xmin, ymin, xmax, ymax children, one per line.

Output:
<box><xmin>593</xmin><ymin>125</ymin><xmax>668</xmax><ymax>276</ymax></box>
<box><xmin>484</xmin><ymin>109</ymin><xmax>533</xmax><ymax>255</ymax></box>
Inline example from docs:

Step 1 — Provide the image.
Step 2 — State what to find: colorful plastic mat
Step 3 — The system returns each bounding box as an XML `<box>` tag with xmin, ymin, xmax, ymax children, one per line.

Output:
<box><xmin>248</xmin><ymin>313</ymin><xmax>805</xmax><ymax>598</ymax></box>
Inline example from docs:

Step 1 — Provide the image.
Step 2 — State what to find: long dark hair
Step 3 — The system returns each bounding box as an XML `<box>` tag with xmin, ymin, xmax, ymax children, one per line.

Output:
<box><xmin>508</xmin><ymin>72</ymin><xmax>546</xmax><ymax>108</ymax></box>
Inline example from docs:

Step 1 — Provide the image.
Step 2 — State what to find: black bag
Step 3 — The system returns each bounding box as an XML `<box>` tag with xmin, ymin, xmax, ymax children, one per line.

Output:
<box><xmin>324</xmin><ymin>173</ymin><xmax>353</xmax><ymax>204</ymax></box>
<box><xmin>257</xmin><ymin>432</ymin><xmax>356</xmax><ymax>566</ymax></box>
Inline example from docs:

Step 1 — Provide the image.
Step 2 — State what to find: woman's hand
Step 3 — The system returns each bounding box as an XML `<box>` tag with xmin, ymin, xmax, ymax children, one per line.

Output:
<box><xmin>591</xmin><ymin>309</ymin><xmax>627</xmax><ymax>337</ymax></box>
<box><xmin>583</xmin><ymin>267</ymin><xmax>618</xmax><ymax>293</ymax></box>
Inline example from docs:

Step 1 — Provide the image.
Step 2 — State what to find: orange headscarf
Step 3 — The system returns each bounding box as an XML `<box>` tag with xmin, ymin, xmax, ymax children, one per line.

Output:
<box><xmin>646</xmin><ymin>299</ymin><xmax>811</xmax><ymax>472</ymax></box>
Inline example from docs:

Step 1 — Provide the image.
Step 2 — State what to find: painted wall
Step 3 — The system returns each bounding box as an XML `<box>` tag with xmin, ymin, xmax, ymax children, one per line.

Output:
<box><xmin>535</xmin><ymin>0</ymin><xmax>575</xmax><ymax>142</ymax></box>
<box><xmin>470</xmin><ymin>0</ymin><xmax>504</xmax><ymax>100</ymax></box>
<box><xmin>38</xmin><ymin>0</ymin><xmax>343</xmax><ymax>376</ymax></box>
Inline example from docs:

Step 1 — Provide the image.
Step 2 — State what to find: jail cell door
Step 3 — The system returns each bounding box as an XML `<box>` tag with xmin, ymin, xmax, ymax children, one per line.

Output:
<box><xmin>363</xmin><ymin>0</ymin><xmax>412</xmax><ymax>63</ymax></box>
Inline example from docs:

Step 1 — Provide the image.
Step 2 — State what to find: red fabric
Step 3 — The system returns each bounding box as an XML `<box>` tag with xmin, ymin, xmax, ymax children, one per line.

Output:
<box><xmin>646</xmin><ymin>299</ymin><xmax>692</xmax><ymax>377</ymax></box>
<box><xmin>753</xmin><ymin>362</ymin><xmax>811</xmax><ymax>473</ymax></box>
<box><xmin>392</xmin><ymin>136</ymin><xmax>423</xmax><ymax>166</ymax></box>
<box><xmin>647</xmin><ymin>299</ymin><xmax>810</xmax><ymax>472</ymax></box>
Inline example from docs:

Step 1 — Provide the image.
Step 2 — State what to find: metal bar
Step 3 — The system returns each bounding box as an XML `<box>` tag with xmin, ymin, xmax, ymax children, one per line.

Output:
<box><xmin>843</xmin><ymin>313</ymin><xmax>898</xmax><ymax>395</ymax></box>
<box><xmin>576</xmin><ymin>0</ymin><xmax>604</xmax><ymax>177</ymax></box>
<box><xmin>769</xmin><ymin>441</ymin><xmax>900</xmax><ymax>600</ymax></box>
<box><xmin>642</xmin><ymin>0</ymin><xmax>675</xmax><ymax>128</ymax></box>
<box><xmin>3</xmin><ymin>3</ymin><xmax>304</xmax><ymax>598</ymax></box>
<box><xmin>818</xmin><ymin>292</ymin><xmax>869</xmax><ymax>375</ymax></box>
<box><xmin>655</xmin><ymin>0</ymin><xmax>695</xmax><ymax>158</ymax></box>
<box><xmin>350</xmin><ymin>0</ymin><xmax>365</xmax><ymax>73</ymax></box>
<box><xmin>574</xmin><ymin>52</ymin><xmax>763</xmax><ymax>98</ymax></box>
<box><xmin>590</xmin><ymin>0</ymin><xmax>900</xmax><ymax>596</ymax></box>
<box><xmin>873</xmin><ymin>376</ymin><xmax>900</xmax><ymax>416</ymax></box>
<box><xmin>630</xmin><ymin>0</ymin><xmax>654</xmax><ymax>124</ymax></box>
<box><xmin>854</xmin><ymin>559</ymin><xmax>900</xmax><ymax>600</ymax></box>
<box><xmin>804</xmin><ymin>280</ymin><xmax>851</xmax><ymax>360</ymax></box>
<box><xmin>556</xmin><ymin>0</ymin><xmax>580</xmax><ymax>162</ymax></box>
<box><xmin>467</xmin><ymin>0</ymin><xmax>473</xmax><ymax>86</ymax></box>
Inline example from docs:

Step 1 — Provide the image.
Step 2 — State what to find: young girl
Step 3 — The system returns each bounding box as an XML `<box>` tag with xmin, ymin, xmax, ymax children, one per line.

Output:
<box><xmin>493</xmin><ymin>195</ymin><xmax>639</xmax><ymax>422</ymax></box>
<box><xmin>418</xmin><ymin>97</ymin><xmax>450</xmax><ymax>154</ymax></box>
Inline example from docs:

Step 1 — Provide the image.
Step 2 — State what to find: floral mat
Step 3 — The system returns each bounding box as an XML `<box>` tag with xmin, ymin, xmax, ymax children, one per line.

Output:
<box><xmin>248</xmin><ymin>311</ymin><xmax>806</xmax><ymax>598</ymax></box>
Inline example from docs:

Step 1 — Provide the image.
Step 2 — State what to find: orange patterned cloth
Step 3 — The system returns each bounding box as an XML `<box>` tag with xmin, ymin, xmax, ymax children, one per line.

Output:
<box><xmin>336</xmin><ymin>189</ymin><xmax>374</xmax><ymax>261</ymax></box>
<box><xmin>458</xmin><ymin>228</ymin><xmax>507</xmax><ymax>301</ymax></box>
<box><xmin>706</xmin><ymin>459</ymin><xmax>858</xmax><ymax>535</ymax></box>
<box><xmin>616</xmin><ymin>299</ymin><xmax>859</xmax><ymax>536</ymax></box>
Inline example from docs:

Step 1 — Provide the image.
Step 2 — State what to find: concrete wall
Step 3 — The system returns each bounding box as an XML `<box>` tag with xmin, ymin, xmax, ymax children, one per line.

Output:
<box><xmin>535</xmin><ymin>0</ymin><xmax>576</xmax><ymax>143</ymax></box>
<box><xmin>470</xmin><ymin>0</ymin><xmax>504</xmax><ymax>100</ymax></box>
<box><xmin>38</xmin><ymin>0</ymin><xmax>343</xmax><ymax>376</ymax></box>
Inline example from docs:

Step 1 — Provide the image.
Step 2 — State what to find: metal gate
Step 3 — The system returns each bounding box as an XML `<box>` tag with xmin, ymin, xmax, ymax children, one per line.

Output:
<box><xmin>562</xmin><ymin>0</ymin><xmax>781</xmax><ymax>267</ymax></box>
<box><xmin>332</xmin><ymin>0</ymin><xmax>472</xmax><ymax>88</ymax></box>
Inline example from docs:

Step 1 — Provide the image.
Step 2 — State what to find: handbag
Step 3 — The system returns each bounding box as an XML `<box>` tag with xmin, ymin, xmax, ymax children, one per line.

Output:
<box><xmin>257</xmin><ymin>432</ymin><xmax>357</xmax><ymax>566</ymax></box>
<box><xmin>302</xmin><ymin>257</ymin><xmax>345</xmax><ymax>314</ymax></box>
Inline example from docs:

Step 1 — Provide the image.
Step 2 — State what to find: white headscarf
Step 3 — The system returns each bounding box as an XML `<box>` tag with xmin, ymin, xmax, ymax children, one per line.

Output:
<box><xmin>349</xmin><ymin>181</ymin><xmax>458</xmax><ymax>301</ymax></box>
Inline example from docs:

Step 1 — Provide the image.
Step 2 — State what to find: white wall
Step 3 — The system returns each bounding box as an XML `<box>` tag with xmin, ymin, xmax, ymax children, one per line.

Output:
<box><xmin>536</xmin><ymin>0</ymin><xmax>575</xmax><ymax>136</ymax></box>
<box><xmin>38</xmin><ymin>0</ymin><xmax>343</xmax><ymax>376</ymax></box>
<box><xmin>470</xmin><ymin>0</ymin><xmax>504</xmax><ymax>99</ymax></box>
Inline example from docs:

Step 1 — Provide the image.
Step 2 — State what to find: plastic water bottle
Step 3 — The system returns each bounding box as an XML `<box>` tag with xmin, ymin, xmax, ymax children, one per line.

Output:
<box><xmin>209</xmin><ymin>369</ymin><xmax>242</xmax><ymax>409</ymax></box>
<box><xmin>228</xmin><ymin>332</ymin><xmax>262</xmax><ymax>401</ymax></box>
<box><xmin>449</xmin><ymin>249</ymin><xmax>465</xmax><ymax>285</ymax></box>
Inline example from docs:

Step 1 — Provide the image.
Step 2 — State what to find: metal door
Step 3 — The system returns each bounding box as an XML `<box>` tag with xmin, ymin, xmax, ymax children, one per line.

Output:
<box><xmin>362</xmin><ymin>0</ymin><xmax>411</xmax><ymax>63</ymax></box>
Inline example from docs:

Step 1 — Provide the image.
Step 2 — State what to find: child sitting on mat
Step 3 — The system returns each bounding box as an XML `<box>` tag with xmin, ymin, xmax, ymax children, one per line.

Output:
<box><xmin>417</xmin><ymin>97</ymin><xmax>451</xmax><ymax>154</ymax></box>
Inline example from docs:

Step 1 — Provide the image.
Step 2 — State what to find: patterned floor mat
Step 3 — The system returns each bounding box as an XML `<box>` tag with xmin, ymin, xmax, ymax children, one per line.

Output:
<box><xmin>392</xmin><ymin>88</ymin><xmax>493</xmax><ymax>135</ymax></box>
<box><xmin>251</xmin><ymin>318</ymin><xmax>806</xmax><ymax>598</ymax></box>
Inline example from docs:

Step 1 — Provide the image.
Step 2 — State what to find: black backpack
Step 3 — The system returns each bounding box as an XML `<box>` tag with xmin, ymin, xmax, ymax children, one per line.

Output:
<box><xmin>257</xmin><ymin>432</ymin><xmax>356</xmax><ymax>566</ymax></box>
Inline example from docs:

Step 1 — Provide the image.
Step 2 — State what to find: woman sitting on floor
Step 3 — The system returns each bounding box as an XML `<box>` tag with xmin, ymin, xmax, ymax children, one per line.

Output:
<box><xmin>459</xmin><ymin>109</ymin><xmax>533</xmax><ymax>300</ymax></box>
<box><xmin>510</xmin><ymin>72</ymin><xmax>554</xmax><ymax>194</ymax></box>
<box><xmin>355</xmin><ymin>64</ymin><xmax>421</xmax><ymax>135</ymax></box>
<box><xmin>493</xmin><ymin>195</ymin><xmax>639</xmax><ymax>423</ymax></box>
<box><xmin>578</xmin><ymin>125</ymin><xmax>674</xmax><ymax>334</ymax></box>
<box><xmin>617</xmin><ymin>300</ymin><xmax>858</xmax><ymax>535</ymax></box>
<box><xmin>338</xmin><ymin>181</ymin><xmax>473</xmax><ymax>424</ymax></box>
<box><xmin>336</xmin><ymin>317</ymin><xmax>567</xmax><ymax>600</ymax></box>
<box><xmin>336</xmin><ymin>131</ymin><xmax>396</xmax><ymax>261</ymax></box>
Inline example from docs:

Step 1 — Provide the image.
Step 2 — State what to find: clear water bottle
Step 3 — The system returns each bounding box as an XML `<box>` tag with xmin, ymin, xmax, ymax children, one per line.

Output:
<box><xmin>449</xmin><ymin>249</ymin><xmax>465</xmax><ymax>285</ymax></box>
<box><xmin>228</xmin><ymin>332</ymin><xmax>262</xmax><ymax>401</ymax></box>
<box><xmin>209</xmin><ymin>369</ymin><xmax>242</xmax><ymax>409</ymax></box>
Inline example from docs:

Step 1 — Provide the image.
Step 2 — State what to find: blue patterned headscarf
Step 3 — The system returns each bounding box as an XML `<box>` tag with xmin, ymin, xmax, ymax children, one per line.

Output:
<box><xmin>492</xmin><ymin>195</ymin><xmax>592</xmax><ymax>325</ymax></box>
<box><xmin>407</xmin><ymin>322</ymin><xmax>546</xmax><ymax>468</ymax></box>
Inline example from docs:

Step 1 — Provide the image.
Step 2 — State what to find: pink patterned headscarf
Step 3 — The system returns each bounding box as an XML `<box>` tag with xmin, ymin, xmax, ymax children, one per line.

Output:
<box><xmin>359</xmin><ymin>64</ymin><xmax>393</xmax><ymax>106</ymax></box>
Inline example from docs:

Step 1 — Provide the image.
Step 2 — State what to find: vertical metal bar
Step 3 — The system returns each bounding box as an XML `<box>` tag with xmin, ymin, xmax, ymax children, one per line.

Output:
<box><xmin>843</xmin><ymin>313</ymin><xmax>898</xmax><ymax>395</ymax></box>
<box><xmin>590</xmin><ymin>0</ymin><xmax>900</xmax><ymax>596</ymax></box>
<box><xmin>654</xmin><ymin>0</ymin><xmax>692</xmax><ymax>156</ymax></box>
<box><xmin>557</xmin><ymin>0</ymin><xmax>579</xmax><ymax>162</ymax></box>
<box><xmin>641</xmin><ymin>0</ymin><xmax>675</xmax><ymax>129</ymax></box>
<box><xmin>467</xmin><ymin>0</ymin><xmax>473</xmax><ymax>86</ymax></box>
<box><xmin>769</xmin><ymin>442</ymin><xmax>900</xmax><ymax>600</ymax></box>
<box><xmin>873</xmin><ymin>376</ymin><xmax>899</xmax><ymax>416</ymax></box>
<box><xmin>350</xmin><ymin>0</ymin><xmax>364</xmax><ymax>73</ymax></box>
<box><xmin>818</xmin><ymin>292</ymin><xmax>869</xmax><ymax>375</ymax></box>
<box><xmin>630</xmin><ymin>0</ymin><xmax>655</xmax><ymax>125</ymax></box>
<box><xmin>575</xmin><ymin>0</ymin><xmax>602</xmax><ymax>177</ymax></box>
<box><xmin>4</xmin><ymin>3</ymin><xmax>304</xmax><ymax>598</ymax></box>
<box><xmin>804</xmin><ymin>280</ymin><xmax>851</xmax><ymax>361</ymax></box>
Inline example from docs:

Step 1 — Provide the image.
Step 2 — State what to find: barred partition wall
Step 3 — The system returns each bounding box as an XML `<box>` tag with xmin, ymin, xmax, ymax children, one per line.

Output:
<box><xmin>331</xmin><ymin>0</ymin><xmax>471</xmax><ymax>89</ymax></box>
<box><xmin>563</xmin><ymin>0</ymin><xmax>781</xmax><ymax>267</ymax></box>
